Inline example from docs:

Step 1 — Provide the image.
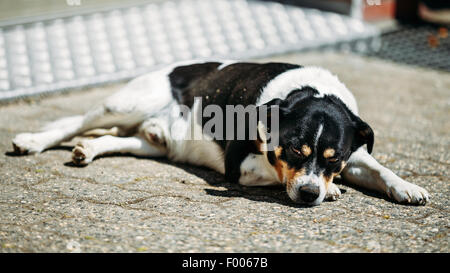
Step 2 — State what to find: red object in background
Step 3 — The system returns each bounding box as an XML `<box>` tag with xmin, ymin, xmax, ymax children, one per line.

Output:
<box><xmin>428</xmin><ymin>34</ymin><xmax>439</xmax><ymax>48</ymax></box>
<box><xmin>438</xmin><ymin>27</ymin><xmax>448</xmax><ymax>39</ymax></box>
<box><xmin>363</xmin><ymin>0</ymin><xmax>397</xmax><ymax>21</ymax></box>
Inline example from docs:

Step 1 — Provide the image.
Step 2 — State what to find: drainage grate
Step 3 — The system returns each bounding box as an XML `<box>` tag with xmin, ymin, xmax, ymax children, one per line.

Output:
<box><xmin>357</xmin><ymin>24</ymin><xmax>450</xmax><ymax>72</ymax></box>
<box><xmin>0</xmin><ymin>0</ymin><xmax>379</xmax><ymax>102</ymax></box>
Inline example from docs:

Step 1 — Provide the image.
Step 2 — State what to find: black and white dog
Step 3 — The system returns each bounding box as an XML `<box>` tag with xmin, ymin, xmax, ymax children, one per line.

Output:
<box><xmin>12</xmin><ymin>60</ymin><xmax>430</xmax><ymax>206</ymax></box>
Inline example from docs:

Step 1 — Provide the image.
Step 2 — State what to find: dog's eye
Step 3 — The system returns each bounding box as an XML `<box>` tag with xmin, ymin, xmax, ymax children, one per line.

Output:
<box><xmin>328</xmin><ymin>157</ymin><xmax>339</xmax><ymax>163</ymax></box>
<box><xmin>290</xmin><ymin>146</ymin><xmax>304</xmax><ymax>157</ymax></box>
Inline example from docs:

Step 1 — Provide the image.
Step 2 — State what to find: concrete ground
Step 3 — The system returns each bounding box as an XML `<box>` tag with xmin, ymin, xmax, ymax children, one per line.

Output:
<box><xmin>0</xmin><ymin>52</ymin><xmax>448</xmax><ymax>252</ymax></box>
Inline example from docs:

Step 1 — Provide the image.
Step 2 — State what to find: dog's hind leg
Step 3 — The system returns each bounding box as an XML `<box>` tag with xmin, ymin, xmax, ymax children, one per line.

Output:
<box><xmin>12</xmin><ymin>66</ymin><xmax>173</xmax><ymax>155</ymax></box>
<box><xmin>341</xmin><ymin>148</ymin><xmax>430</xmax><ymax>205</ymax></box>
<box><xmin>72</xmin><ymin>134</ymin><xmax>166</xmax><ymax>165</ymax></box>
<box><xmin>11</xmin><ymin>105</ymin><xmax>141</xmax><ymax>155</ymax></box>
<box><xmin>12</xmin><ymin>114</ymin><xmax>88</xmax><ymax>155</ymax></box>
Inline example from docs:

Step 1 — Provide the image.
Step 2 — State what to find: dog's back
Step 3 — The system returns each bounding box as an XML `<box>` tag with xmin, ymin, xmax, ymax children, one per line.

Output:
<box><xmin>168</xmin><ymin>61</ymin><xmax>301</xmax><ymax>108</ymax></box>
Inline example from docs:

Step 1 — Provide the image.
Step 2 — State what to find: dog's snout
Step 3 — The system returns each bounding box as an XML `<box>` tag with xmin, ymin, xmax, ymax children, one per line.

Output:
<box><xmin>298</xmin><ymin>185</ymin><xmax>320</xmax><ymax>203</ymax></box>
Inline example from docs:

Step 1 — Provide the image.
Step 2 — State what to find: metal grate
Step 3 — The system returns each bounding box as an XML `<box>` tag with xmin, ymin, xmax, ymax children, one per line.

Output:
<box><xmin>0</xmin><ymin>0</ymin><xmax>379</xmax><ymax>102</ymax></box>
<box><xmin>356</xmin><ymin>24</ymin><xmax>450</xmax><ymax>72</ymax></box>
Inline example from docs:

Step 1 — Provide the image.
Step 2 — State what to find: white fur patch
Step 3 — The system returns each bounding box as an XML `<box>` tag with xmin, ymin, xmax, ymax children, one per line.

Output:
<box><xmin>256</xmin><ymin>66</ymin><xmax>359</xmax><ymax>114</ymax></box>
<box><xmin>166</xmin><ymin>99</ymin><xmax>226</xmax><ymax>174</ymax></box>
<box><xmin>287</xmin><ymin>172</ymin><xmax>327</xmax><ymax>205</ymax></box>
<box><xmin>239</xmin><ymin>154</ymin><xmax>279</xmax><ymax>186</ymax></box>
<box><xmin>325</xmin><ymin>183</ymin><xmax>342</xmax><ymax>201</ymax></box>
<box><xmin>342</xmin><ymin>148</ymin><xmax>430</xmax><ymax>205</ymax></box>
<box><xmin>314</xmin><ymin>123</ymin><xmax>324</xmax><ymax>148</ymax></box>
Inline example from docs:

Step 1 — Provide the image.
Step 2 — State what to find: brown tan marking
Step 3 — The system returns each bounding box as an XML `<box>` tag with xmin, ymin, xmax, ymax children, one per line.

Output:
<box><xmin>272</xmin><ymin>146</ymin><xmax>306</xmax><ymax>186</ymax></box>
<box><xmin>286</xmin><ymin>167</ymin><xmax>306</xmax><ymax>195</ymax></box>
<box><xmin>323</xmin><ymin>161</ymin><xmax>347</xmax><ymax>189</ymax></box>
<box><xmin>254</xmin><ymin>139</ymin><xmax>263</xmax><ymax>153</ymax></box>
<box><xmin>272</xmin><ymin>146</ymin><xmax>284</xmax><ymax>182</ymax></box>
<box><xmin>301</xmin><ymin>145</ymin><xmax>312</xmax><ymax>157</ymax></box>
<box><xmin>274</xmin><ymin>159</ymin><xmax>286</xmax><ymax>183</ymax></box>
<box><xmin>323</xmin><ymin>148</ymin><xmax>335</xmax><ymax>158</ymax></box>
<box><xmin>274</xmin><ymin>146</ymin><xmax>283</xmax><ymax>157</ymax></box>
<box><xmin>323</xmin><ymin>173</ymin><xmax>338</xmax><ymax>190</ymax></box>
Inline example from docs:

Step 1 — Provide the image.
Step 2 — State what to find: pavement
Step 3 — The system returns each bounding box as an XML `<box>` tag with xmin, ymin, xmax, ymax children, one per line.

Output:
<box><xmin>0</xmin><ymin>52</ymin><xmax>448</xmax><ymax>252</ymax></box>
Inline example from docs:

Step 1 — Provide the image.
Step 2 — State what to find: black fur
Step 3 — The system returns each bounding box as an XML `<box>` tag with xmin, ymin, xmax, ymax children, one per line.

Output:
<box><xmin>169</xmin><ymin>61</ymin><xmax>300</xmax><ymax>148</ymax></box>
<box><xmin>274</xmin><ymin>92</ymin><xmax>374</xmax><ymax>180</ymax></box>
<box><xmin>169</xmin><ymin>62</ymin><xmax>301</xmax><ymax>110</ymax></box>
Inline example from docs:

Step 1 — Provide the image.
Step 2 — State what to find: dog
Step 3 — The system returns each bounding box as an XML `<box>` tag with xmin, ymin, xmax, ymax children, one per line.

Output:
<box><xmin>11</xmin><ymin>60</ymin><xmax>430</xmax><ymax>206</ymax></box>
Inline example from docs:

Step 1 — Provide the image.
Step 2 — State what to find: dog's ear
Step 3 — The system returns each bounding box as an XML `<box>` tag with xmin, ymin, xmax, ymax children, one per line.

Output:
<box><xmin>257</xmin><ymin>98</ymin><xmax>290</xmax><ymax>120</ymax></box>
<box><xmin>256</xmin><ymin>98</ymin><xmax>288</xmax><ymax>143</ymax></box>
<box><xmin>261</xmin><ymin>98</ymin><xmax>285</xmax><ymax>112</ymax></box>
<box><xmin>351</xmin><ymin>116</ymin><xmax>374</xmax><ymax>154</ymax></box>
<box><xmin>259</xmin><ymin>87</ymin><xmax>318</xmax><ymax>118</ymax></box>
<box><xmin>322</xmin><ymin>94</ymin><xmax>374</xmax><ymax>154</ymax></box>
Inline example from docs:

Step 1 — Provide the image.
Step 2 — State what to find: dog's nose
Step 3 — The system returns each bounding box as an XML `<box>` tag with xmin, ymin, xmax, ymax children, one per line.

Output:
<box><xmin>298</xmin><ymin>185</ymin><xmax>320</xmax><ymax>203</ymax></box>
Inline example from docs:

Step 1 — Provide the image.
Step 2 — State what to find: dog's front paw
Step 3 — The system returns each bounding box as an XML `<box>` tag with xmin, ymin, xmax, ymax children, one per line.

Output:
<box><xmin>72</xmin><ymin>141</ymin><xmax>95</xmax><ymax>165</ymax></box>
<box><xmin>387</xmin><ymin>180</ymin><xmax>430</xmax><ymax>205</ymax></box>
<box><xmin>12</xmin><ymin>133</ymin><xmax>46</xmax><ymax>155</ymax></box>
<box><xmin>325</xmin><ymin>183</ymin><xmax>342</xmax><ymax>201</ymax></box>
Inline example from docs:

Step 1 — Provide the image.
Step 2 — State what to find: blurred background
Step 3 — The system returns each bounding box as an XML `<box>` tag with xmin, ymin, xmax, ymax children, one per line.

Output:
<box><xmin>0</xmin><ymin>0</ymin><xmax>448</xmax><ymax>102</ymax></box>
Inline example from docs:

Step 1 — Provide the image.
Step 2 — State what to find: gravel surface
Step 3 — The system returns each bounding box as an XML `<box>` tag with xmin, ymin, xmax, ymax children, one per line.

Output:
<box><xmin>0</xmin><ymin>52</ymin><xmax>448</xmax><ymax>252</ymax></box>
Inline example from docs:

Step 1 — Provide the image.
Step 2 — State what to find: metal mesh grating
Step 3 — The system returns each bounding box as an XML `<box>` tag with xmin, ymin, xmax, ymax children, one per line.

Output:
<box><xmin>355</xmin><ymin>24</ymin><xmax>450</xmax><ymax>72</ymax></box>
<box><xmin>0</xmin><ymin>0</ymin><xmax>379</xmax><ymax>102</ymax></box>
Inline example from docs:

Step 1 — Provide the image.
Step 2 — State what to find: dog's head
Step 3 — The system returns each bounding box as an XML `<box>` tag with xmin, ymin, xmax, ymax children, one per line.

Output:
<box><xmin>260</xmin><ymin>87</ymin><xmax>374</xmax><ymax>205</ymax></box>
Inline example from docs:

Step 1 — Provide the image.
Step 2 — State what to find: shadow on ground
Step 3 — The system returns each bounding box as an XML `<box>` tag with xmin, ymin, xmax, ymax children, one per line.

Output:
<box><xmin>8</xmin><ymin>147</ymin><xmax>399</xmax><ymax>208</ymax></box>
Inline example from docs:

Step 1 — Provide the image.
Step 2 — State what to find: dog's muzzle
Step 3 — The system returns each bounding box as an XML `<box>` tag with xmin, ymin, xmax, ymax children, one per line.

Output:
<box><xmin>288</xmin><ymin>174</ymin><xmax>326</xmax><ymax>205</ymax></box>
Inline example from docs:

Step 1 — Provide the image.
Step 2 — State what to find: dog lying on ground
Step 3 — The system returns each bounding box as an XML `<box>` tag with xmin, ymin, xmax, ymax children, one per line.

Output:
<box><xmin>12</xmin><ymin>60</ymin><xmax>430</xmax><ymax>206</ymax></box>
